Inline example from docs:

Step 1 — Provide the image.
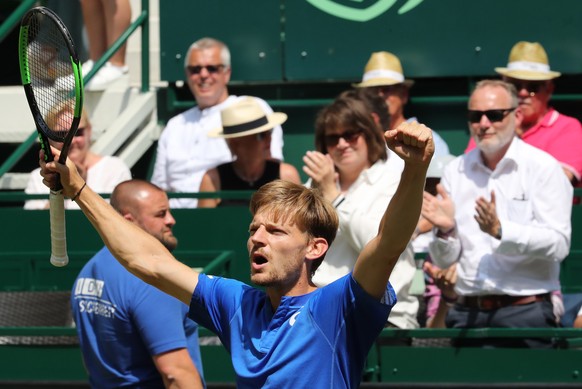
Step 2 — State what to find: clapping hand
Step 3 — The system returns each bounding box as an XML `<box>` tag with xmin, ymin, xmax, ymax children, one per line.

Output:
<box><xmin>474</xmin><ymin>190</ymin><xmax>501</xmax><ymax>239</ymax></box>
<box><xmin>302</xmin><ymin>150</ymin><xmax>339</xmax><ymax>203</ymax></box>
<box><xmin>422</xmin><ymin>184</ymin><xmax>455</xmax><ymax>233</ymax></box>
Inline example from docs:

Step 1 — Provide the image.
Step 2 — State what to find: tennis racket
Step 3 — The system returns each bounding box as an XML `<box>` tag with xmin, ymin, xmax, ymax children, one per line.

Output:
<box><xmin>19</xmin><ymin>6</ymin><xmax>84</xmax><ymax>267</ymax></box>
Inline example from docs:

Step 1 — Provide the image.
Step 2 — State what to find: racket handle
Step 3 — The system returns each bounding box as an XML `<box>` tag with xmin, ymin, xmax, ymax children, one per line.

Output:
<box><xmin>49</xmin><ymin>190</ymin><xmax>69</xmax><ymax>267</ymax></box>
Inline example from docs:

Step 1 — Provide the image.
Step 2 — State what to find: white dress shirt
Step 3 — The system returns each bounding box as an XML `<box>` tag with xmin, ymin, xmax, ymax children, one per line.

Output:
<box><xmin>25</xmin><ymin>156</ymin><xmax>131</xmax><ymax>210</ymax></box>
<box><xmin>311</xmin><ymin>153</ymin><xmax>420</xmax><ymax>329</ymax></box>
<box><xmin>151</xmin><ymin>95</ymin><xmax>284</xmax><ymax>208</ymax></box>
<box><xmin>429</xmin><ymin>137</ymin><xmax>572</xmax><ymax>296</ymax></box>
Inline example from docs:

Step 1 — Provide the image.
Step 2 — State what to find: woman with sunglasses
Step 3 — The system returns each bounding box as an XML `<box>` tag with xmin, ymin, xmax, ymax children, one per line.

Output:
<box><xmin>302</xmin><ymin>92</ymin><xmax>420</xmax><ymax>331</ymax></box>
<box><xmin>24</xmin><ymin>104</ymin><xmax>131</xmax><ymax>210</ymax></box>
<box><xmin>197</xmin><ymin>98</ymin><xmax>301</xmax><ymax>207</ymax></box>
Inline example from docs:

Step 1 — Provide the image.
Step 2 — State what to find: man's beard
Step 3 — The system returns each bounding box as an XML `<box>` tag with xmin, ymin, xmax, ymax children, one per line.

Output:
<box><xmin>160</xmin><ymin>236</ymin><xmax>178</xmax><ymax>252</ymax></box>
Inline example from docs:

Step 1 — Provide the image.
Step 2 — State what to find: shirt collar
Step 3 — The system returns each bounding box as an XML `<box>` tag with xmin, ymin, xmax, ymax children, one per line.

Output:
<box><xmin>196</xmin><ymin>95</ymin><xmax>236</xmax><ymax>115</ymax></box>
<box><xmin>360</xmin><ymin>159</ymin><xmax>389</xmax><ymax>185</ymax></box>
<box><xmin>536</xmin><ymin>108</ymin><xmax>559</xmax><ymax>129</ymax></box>
<box><xmin>467</xmin><ymin>137</ymin><xmax>521</xmax><ymax>172</ymax></box>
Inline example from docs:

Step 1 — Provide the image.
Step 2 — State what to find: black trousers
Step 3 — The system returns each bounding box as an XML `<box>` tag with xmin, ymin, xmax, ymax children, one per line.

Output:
<box><xmin>445</xmin><ymin>299</ymin><xmax>557</xmax><ymax>348</ymax></box>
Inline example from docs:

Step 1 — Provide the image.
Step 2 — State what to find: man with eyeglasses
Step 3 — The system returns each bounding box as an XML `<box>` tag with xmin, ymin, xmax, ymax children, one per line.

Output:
<box><xmin>151</xmin><ymin>37</ymin><xmax>284</xmax><ymax>208</ymax></box>
<box><xmin>423</xmin><ymin>80</ymin><xmax>572</xmax><ymax>348</ymax></box>
<box><xmin>465</xmin><ymin>41</ymin><xmax>582</xmax><ymax>186</ymax></box>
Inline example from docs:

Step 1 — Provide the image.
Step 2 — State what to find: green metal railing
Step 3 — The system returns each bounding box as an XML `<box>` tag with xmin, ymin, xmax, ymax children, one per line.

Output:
<box><xmin>0</xmin><ymin>0</ymin><xmax>35</xmax><ymax>43</ymax></box>
<box><xmin>0</xmin><ymin>0</ymin><xmax>150</xmax><ymax>181</ymax></box>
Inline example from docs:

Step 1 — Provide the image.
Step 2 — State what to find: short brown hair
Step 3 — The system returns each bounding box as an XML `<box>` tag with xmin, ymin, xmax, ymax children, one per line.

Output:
<box><xmin>339</xmin><ymin>88</ymin><xmax>390</xmax><ymax>132</ymax></box>
<box><xmin>250</xmin><ymin>180</ymin><xmax>338</xmax><ymax>274</ymax></box>
<box><xmin>314</xmin><ymin>94</ymin><xmax>387</xmax><ymax>164</ymax></box>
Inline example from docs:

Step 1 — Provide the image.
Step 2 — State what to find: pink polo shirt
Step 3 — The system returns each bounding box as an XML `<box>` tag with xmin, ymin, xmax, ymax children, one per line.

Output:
<box><xmin>465</xmin><ymin>108</ymin><xmax>582</xmax><ymax>182</ymax></box>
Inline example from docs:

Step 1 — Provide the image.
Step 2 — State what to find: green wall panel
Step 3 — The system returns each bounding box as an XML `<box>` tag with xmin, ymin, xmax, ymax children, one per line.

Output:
<box><xmin>159</xmin><ymin>0</ymin><xmax>282</xmax><ymax>83</ymax></box>
<box><xmin>285</xmin><ymin>0</ymin><xmax>582</xmax><ymax>81</ymax></box>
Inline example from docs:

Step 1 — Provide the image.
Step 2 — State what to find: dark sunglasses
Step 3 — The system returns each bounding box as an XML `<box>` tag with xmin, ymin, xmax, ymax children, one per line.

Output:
<box><xmin>467</xmin><ymin>108</ymin><xmax>516</xmax><ymax>124</ymax></box>
<box><xmin>375</xmin><ymin>84</ymin><xmax>405</xmax><ymax>97</ymax></box>
<box><xmin>507</xmin><ymin>79</ymin><xmax>546</xmax><ymax>95</ymax></box>
<box><xmin>74</xmin><ymin>127</ymin><xmax>87</xmax><ymax>137</ymax></box>
<box><xmin>324</xmin><ymin>129</ymin><xmax>363</xmax><ymax>147</ymax></box>
<box><xmin>186</xmin><ymin>64</ymin><xmax>225</xmax><ymax>75</ymax></box>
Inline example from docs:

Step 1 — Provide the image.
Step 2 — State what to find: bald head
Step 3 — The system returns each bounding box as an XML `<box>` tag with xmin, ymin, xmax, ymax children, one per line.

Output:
<box><xmin>111</xmin><ymin>180</ymin><xmax>162</xmax><ymax>213</ymax></box>
<box><xmin>111</xmin><ymin>180</ymin><xmax>178</xmax><ymax>251</ymax></box>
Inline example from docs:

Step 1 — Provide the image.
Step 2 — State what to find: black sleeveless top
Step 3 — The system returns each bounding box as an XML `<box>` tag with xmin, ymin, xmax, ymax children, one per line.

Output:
<box><xmin>216</xmin><ymin>160</ymin><xmax>280</xmax><ymax>207</ymax></box>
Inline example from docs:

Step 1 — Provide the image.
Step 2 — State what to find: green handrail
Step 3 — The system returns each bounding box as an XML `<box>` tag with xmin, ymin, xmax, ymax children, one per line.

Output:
<box><xmin>84</xmin><ymin>3</ymin><xmax>149</xmax><ymax>90</ymax></box>
<box><xmin>0</xmin><ymin>0</ymin><xmax>36</xmax><ymax>42</ymax></box>
<box><xmin>0</xmin><ymin>0</ymin><xmax>150</xmax><ymax>180</ymax></box>
<box><xmin>202</xmin><ymin>251</ymin><xmax>234</xmax><ymax>276</ymax></box>
<box><xmin>0</xmin><ymin>190</ymin><xmax>255</xmax><ymax>202</ymax></box>
<box><xmin>0</xmin><ymin>0</ymin><xmax>41</xmax><ymax>179</ymax></box>
<box><xmin>1</xmin><ymin>188</ymin><xmax>582</xmax><ymax>204</ymax></box>
<box><xmin>171</xmin><ymin>93</ymin><xmax>582</xmax><ymax>111</ymax></box>
<box><xmin>379</xmin><ymin>327</ymin><xmax>582</xmax><ymax>339</ymax></box>
<box><xmin>0</xmin><ymin>327</ymin><xmax>77</xmax><ymax>336</ymax></box>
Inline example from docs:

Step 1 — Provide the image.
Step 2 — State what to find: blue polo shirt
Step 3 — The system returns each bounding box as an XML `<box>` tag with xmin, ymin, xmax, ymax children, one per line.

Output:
<box><xmin>190</xmin><ymin>273</ymin><xmax>394</xmax><ymax>388</ymax></box>
<box><xmin>72</xmin><ymin>247</ymin><xmax>205</xmax><ymax>388</ymax></box>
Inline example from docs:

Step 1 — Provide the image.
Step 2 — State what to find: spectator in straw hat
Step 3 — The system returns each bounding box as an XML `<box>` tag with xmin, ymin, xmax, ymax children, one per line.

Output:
<box><xmin>198</xmin><ymin>98</ymin><xmax>301</xmax><ymax>207</ymax></box>
<box><xmin>151</xmin><ymin>37</ymin><xmax>285</xmax><ymax>208</ymax></box>
<box><xmin>354</xmin><ymin>51</ymin><xmax>450</xmax><ymax>157</ymax></box>
<box><xmin>465</xmin><ymin>41</ymin><xmax>582</xmax><ymax>185</ymax></box>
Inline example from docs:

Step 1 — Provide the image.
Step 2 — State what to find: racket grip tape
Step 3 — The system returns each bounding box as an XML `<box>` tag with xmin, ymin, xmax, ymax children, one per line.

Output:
<box><xmin>49</xmin><ymin>190</ymin><xmax>69</xmax><ymax>267</ymax></box>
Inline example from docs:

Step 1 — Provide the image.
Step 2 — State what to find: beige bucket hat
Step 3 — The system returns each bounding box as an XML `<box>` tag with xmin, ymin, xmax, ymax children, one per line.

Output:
<box><xmin>354</xmin><ymin>51</ymin><xmax>414</xmax><ymax>88</ymax></box>
<box><xmin>495</xmin><ymin>41</ymin><xmax>561</xmax><ymax>80</ymax></box>
<box><xmin>209</xmin><ymin>97</ymin><xmax>287</xmax><ymax>139</ymax></box>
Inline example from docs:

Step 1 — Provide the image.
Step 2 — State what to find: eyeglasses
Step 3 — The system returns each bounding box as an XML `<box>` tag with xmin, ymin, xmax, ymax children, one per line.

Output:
<box><xmin>74</xmin><ymin>127</ymin><xmax>87</xmax><ymax>137</ymax></box>
<box><xmin>186</xmin><ymin>64</ymin><xmax>225</xmax><ymax>75</ymax></box>
<box><xmin>324</xmin><ymin>129</ymin><xmax>363</xmax><ymax>147</ymax></box>
<box><xmin>467</xmin><ymin>108</ymin><xmax>516</xmax><ymax>124</ymax></box>
<box><xmin>506</xmin><ymin>80</ymin><xmax>547</xmax><ymax>96</ymax></box>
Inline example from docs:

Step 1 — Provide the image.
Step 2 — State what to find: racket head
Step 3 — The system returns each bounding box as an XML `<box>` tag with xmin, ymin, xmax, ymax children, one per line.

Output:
<box><xmin>18</xmin><ymin>6</ymin><xmax>84</xmax><ymax>165</ymax></box>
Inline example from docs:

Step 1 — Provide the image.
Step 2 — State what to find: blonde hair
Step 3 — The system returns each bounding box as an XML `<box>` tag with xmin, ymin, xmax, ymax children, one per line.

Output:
<box><xmin>250</xmin><ymin>180</ymin><xmax>338</xmax><ymax>274</ymax></box>
<box><xmin>45</xmin><ymin>99</ymin><xmax>90</xmax><ymax>134</ymax></box>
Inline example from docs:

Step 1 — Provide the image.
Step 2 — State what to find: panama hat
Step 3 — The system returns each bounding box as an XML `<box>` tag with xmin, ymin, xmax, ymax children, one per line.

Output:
<box><xmin>353</xmin><ymin>51</ymin><xmax>414</xmax><ymax>88</ymax></box>
<box><xmin>209</xmin><ymin>97</ymin><xmax>287</xmax><ymax>139</ymax></box>
<box><xmin>495</xmin><ymin>41</ymin><xmax>561</xmax><ymax>81</ymax></box>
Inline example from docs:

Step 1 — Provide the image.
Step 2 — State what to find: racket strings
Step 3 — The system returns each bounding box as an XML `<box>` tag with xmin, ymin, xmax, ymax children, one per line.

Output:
<box><xmin>27</xmin><ymin>13</ymin><xmax>75</xmax><ymax>142</ymax></box>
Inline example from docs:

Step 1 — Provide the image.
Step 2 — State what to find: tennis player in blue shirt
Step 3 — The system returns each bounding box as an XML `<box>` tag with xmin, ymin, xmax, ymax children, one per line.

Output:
<box><xmin>40</xmin><ymin>121</ymin><xmax>434</xmax><ymax>388</ymax></box>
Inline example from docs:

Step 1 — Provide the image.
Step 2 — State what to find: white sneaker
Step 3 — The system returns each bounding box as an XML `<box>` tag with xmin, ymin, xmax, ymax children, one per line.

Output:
<box><xmin>55</xmin><ymin>60</ymin><xmax>94</xmax><ymax>90</ymax></box>
<box><xmin>85</xmin><ymin>62</ymin><xmax>129</xmax><ymax>91</ymax></box>
<box><xmin>81</xmin><ymin>60</ymin><xmax>94</xmax><ymax>78</ymax></box>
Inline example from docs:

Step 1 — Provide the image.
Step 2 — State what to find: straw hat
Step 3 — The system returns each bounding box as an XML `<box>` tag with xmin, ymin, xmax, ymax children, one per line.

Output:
<box><xmin>209</xmin><ymin>97</ymin><xmax>287</xmax><ymax>139</ymax></box>
<box><xmin>494</xmin><ymin>41</ymin><xmax>561</xmax><ymax>80</ymax></box>
<box><xmin>354</xmin><ymin>51</ymin><xmax>414</xmax><ymax>88</ymax></box>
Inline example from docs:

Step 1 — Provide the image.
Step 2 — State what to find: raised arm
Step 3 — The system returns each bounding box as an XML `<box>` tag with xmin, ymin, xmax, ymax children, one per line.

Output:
<box><xmin>353</xmin><ymin>122</ymin><xmax>434</xmax><ymax>299</ymax></box>
<box><xmin>39</xmin><ymin>148</ymin><xmax>199</xmax><ymax>305</ymax></box>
